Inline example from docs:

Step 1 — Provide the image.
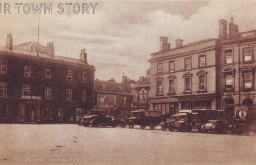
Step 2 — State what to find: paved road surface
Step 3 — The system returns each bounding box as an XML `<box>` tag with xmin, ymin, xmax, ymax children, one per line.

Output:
<box><xmin>0</xmin><ymin>124</ymin><xmax>255</xmax><ymax>165</ymax></box>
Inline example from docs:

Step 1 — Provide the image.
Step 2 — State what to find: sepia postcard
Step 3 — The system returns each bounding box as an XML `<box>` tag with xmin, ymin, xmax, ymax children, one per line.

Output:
<box><xmin>0</xmin><ymin>0</ymin><xmax>256</xmax><ymax>165</ymax></box>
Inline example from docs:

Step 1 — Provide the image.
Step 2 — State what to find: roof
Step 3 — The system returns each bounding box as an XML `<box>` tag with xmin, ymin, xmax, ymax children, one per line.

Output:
<box><xmin>137</xmin><ymin>79</ymin><xmax>150</xmax><ymax>87</ymax></box>
<box><xmin>14</xmin><ymin>41</ymin><xmax>46</xmax><ymax>48</ymax></box>
<box><xmin>0</xmin><ymin>42</ymin><xmax>94</xmax><ymax>67</ymax></box>
<box><xmin>95</xmin><ymin>79</ymin><xmax>133</xmax><ymax>95</ymax></box>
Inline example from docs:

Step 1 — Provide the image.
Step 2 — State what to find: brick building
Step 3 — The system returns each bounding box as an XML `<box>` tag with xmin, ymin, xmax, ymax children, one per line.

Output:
<box><xmin>0</xmin><ymin>34</ymin><xmax>95</xmax><ymax>123</ymax></box>
<box><xmin>219</xmin><ymin>17</ymin><xmax>256</xmax><ymax>123</ymax></box>
<box><xmin>95</xmin><ymin>78</ymin><xmax>133</xmax><ymax>118</ymax></box>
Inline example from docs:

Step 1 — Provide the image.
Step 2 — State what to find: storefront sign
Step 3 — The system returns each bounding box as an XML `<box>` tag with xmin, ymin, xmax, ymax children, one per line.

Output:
<box><xmin>178</xmin><ymin>95</ymin><xmax>215</xmax><ymax>101</ymax></box>
<box><xmin>22</xmin><ymin>95</ymin><xmax>41</xmax><ymax>100</ymax></box>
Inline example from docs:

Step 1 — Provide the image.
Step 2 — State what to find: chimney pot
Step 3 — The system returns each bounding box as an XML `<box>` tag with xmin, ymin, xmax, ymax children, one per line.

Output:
<box><xmin>159</xmin><ymin>36</ymin><xmax>168</xmax><ymax>51</ymax></box>
<box><xmin>6</xmin><ymin>33</ymin><xmax>13</xmax><ymax>50</ymax></box>
<box><xmin>79</xmin><ymin>48</ymin><xmax>87</xmax><ymax>63</ymax></box>
<box><xmin>175</xmin><ymin>39</ymin><xmax>183</xmax><ymax>48</ymax></box>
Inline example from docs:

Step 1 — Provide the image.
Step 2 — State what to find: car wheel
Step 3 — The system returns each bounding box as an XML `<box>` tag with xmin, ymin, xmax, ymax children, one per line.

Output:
<box><xmin>78</xmin><ymin>120</ymin><xmax>82</xmax><ymax>126</ymax></box>
<box><xmin>92</xmin><ymin>120</ymin><xmax>99</xmax><ymax>127</ymax></box>
<box><xmin>179</xmin><ymin>125</ymin><xmax>185</xmax><ymax>132</ymax></box>
<box><xmin>141</xmin><ymin>124</ymin><xmax>146</xmax><ymax>129</ymax></box>
<box><xmin>83</xmin><ymin>123</ymin><xmax>89</xmax><ymax>127</ymax></box>
<box><xmin>161</xmin><ymin>123</ymin><xmax>166</xmax><ymax>131</ymax></box>
<box><xmin>121</xmin><ymin>121</ymin><xmax>126</xmax><ymax>128</ymax></box>
<box><xmin>169</xmin><ymin>125</ymin><xmax>174</xmax><ymax>132</ymax></box>
<box><xmin>129</xmin><ymin>121</ymin><xmax>134</xmax><ymax>128</ymax></box>
<box><xmin>150</xmin><ymin>124</ymin><xmax>155</xmax><ymax>130</ymax></box>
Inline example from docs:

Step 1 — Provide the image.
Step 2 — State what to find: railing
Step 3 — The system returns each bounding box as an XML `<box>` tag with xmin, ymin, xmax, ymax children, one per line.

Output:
<box><xmin>221</xmin><ymin>30</ymin><xmax>256</xmax><ymax>42</ymax></box>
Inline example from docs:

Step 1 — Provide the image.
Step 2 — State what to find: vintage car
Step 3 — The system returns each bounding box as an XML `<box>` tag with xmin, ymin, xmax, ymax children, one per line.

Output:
<box><xmin>128</xmin><ymin>110</ymin><xmax>162</xmax><ymax>130</ymax></box>
<box><xmin>230</xmin><ymin>109</ymin><xmax>250</xmax><ymax>135</ymax></box>
<box><xmin>168</xmin><ymin>112</ymin><xmax>192</xmax><ymax>132</ymax></box>
<box><xmin>81</xmin><ymin>109</ymin><xmax>118</xmax><ymax>127</ymax></box>
<box><xmin>200</xmin><ymin>110</ymin><xmax>228</xmax><ymax>134</ymax></box>
<box><xmin>161</xmin><ymin>110</ymin><xmax>192</xmax><ymax>131</ymax></box>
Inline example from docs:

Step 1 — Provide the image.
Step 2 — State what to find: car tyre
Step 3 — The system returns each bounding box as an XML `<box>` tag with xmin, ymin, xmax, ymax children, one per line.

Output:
<box><xmin>83</xmin><ymin>123</ymin><xmax>89</xmax><ymax>127</ymax></box>
<box><xmin>121</xmin><ymin>121</ymin><xmax>126</xmax><ymax>128</ymax></box>
<box><xmin>161</xmin><ymin>123</ymin><xmax>166</xmax><ymax>131</ymax></box>
<box><xmin>150</xmin><ymin>124</ymin><xmax>155</xmax><ymax>130</ymax></box>
<box><xmin>169</xmin><ymin>125</ymin><xmax>174</xmax><ymax>132</ymax></box>
<box><xmin>129</xmin><ymin>121</ymin><xmax>134</xmax><ymax>128</ymax></box>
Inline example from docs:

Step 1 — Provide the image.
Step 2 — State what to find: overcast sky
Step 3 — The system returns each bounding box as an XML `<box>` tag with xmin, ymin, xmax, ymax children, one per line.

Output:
<box><xmin>1</xmin><ymin>0</ymin><xmax>256</xmax><ymax>82</ymax></box>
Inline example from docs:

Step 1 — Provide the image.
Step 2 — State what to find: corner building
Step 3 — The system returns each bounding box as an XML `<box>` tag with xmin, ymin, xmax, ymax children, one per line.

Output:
<box><xmin>219</xmin><ymin>18</ymin><xmax>256</xmax><ymax>122</ymax></box>
<box><xmin>0</xmin><ymin>34</ymin><xmax>95</xmax><ymax>123</ymax></box>
<box><xmin>149</xmin><ymin>37</ymin><xmax>220</xmax><ymax>116</ymax></box>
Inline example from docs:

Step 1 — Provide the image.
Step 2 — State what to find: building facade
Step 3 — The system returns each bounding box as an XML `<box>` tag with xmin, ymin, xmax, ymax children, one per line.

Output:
<box><xmin>132</xmin><ymin>69</ymin><xmax>151</xmax><ymax>110</ymax></box>
<box><xmin>219</xmin><ymin>18</ymin><xmax>256</xmax><ymax>123</ymax></box>
<box><xmin>95</xmin><ymin>78</ymin><xmax>133</xmax><ymax>118</ymax></box>
<box><xmin>0</xmin><ymin>34</ymin><xmax>95</xmax><ymax>123</ymax></box>
<box><xmin>149</xmin><ymin>36</ymin><xmax>220</xmax><ymax>116</ymax></box>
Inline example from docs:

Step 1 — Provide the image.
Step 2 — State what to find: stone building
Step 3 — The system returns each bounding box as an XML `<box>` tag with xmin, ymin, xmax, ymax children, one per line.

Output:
<box><xmin>95</xmin><ymin>78</ymin><xmax>133</xmax><ymax>118</ymax></box>
<box><xmin>149</xmin><ymin>36</ymin><xmax>220</xmax><ymax>116</ymax></box>
<box><xmin>0</xmin><ymin>34</ymin><xmax>95</xmax><ymax>123</ymax></box>
<box><xmin>219</xmin><ymin>17</ymin><xmax>256</xmax><ymax>122</ymax></box>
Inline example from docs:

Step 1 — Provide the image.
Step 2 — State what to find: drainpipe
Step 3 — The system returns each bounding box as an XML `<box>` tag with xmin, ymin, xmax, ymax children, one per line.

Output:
<box><xmin>238</xmin><ymin>41</ymin><xmax>241</xmax><ymax>108</ymax></box>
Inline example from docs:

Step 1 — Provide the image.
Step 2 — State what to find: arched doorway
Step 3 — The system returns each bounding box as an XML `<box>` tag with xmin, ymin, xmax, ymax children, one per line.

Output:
<box><xmin>223</xmin><ymin>98</ymin><xmax>234</xmax><ymax>124</ymax></box>
<box><xmin>242</xmin><ymin>98</ymin><xmax>253</xmax><ymax>106</ymax></box>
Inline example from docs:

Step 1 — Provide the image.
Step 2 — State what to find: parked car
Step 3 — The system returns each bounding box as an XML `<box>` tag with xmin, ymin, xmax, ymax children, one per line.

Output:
<box><xmin>161</xmin><ymin>110</ymin><xmax>192</xmax><ymax>131</ymax></box>
<box><xmin>128</xmin><ymin>110</ymin><xmax>162</xmax><ymax>130</ymax></box>
<box><xmin>200</xmin><ymin>110</ymin><xmax>228</xmax><ymax>134</ymax></box>
<box><xmin>81</xmin><ymin>109</ymin><xmax>118</xmax><ymax>127</ymax></box>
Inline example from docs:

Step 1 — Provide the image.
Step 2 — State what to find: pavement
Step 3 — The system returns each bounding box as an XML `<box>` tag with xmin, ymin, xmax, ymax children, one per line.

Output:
<box><xmin>0</xmin><ymin>124</ymin><xmax>256</xmax><ymax>165</ymax></box>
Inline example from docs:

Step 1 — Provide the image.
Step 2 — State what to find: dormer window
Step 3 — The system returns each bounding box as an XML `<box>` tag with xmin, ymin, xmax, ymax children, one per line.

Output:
<box><xmin>46</xmin><ymin>69</ymin><xmax>51</xmax><ymax>79</ymax></box>
<box><xmin>67</xmin><ymin>70</ymin><xmax>73</xmax><ymax>81</ymax></box>
<box><xmin>24</xmin><ymin>66</ymin><xmax>31</xmax><ymax>77</ymax></box>
<box><xmin>1</xmin><ymin>60</ymin><xmax>7</xmax><ymax>74</ymax></box>
<box><xmin>100</xmin><ymin>84</ymin><xmax>106</xmax><ymax>91</ymax></box>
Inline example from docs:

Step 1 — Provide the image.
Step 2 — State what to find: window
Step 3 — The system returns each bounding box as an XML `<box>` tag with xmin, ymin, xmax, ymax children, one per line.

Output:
<box><xmin>23</xmin><ymin>85</ymin><xmax>30</xmax><ymax>96</ymax></box>
<box><xmin>83</xmin><ymin>90</ymin><xmax>86</xmax><ymax>101</ymax></box>
<box><xmin>225</xmin><ymin>75</ymin><xmax>233</xmax><ymax>91</ymax></box>
<box><xmin>184</xmin><ymin>77</ymin><xmax>191</xmax><ymax>93</ymax></box>
<box><xmin>1</xmin><ymin>60</ymin><xmax>7</xmax><ymax>74</ymax></box>
<box><xmin>199</xmin><ymin>76</ymin><xmax>206</xmax><ymax>91</ymax></box>
<box><xmin>0</xmin><ymin>82</ymin><xmax>7</xmax><ymax>97</ymax></box>
<box><xmin>66</xmin><ymin>89</ymin><xmax>72</xmax><ymax>101</ymax></box>
<box><xmin>67</xmin><ymin>70</ymin><xmax>73</xmax><ymax>81</ymax></box>
<box><xmin>156</xmin><ymin>81</ymin><xmax>163</xmax><ymax>95</ymax></box>
<box><xmin>124</xmin><ymin>97</ymin><xmax>127</xmax><ymax>105</ymax></box>
<box><xmin>100</xmin><ymin>84</ymin><xmax>106</xmax><ymax>91</ymax></box>
<box><xmin>44</xmin><ymin>106</ymin><xmax>51</xmax><ymax>118</ymax></box>
<box><xmin>169</xmin><ymin>61</ymin><xmax>175</xmax><ymax>72</ymax></box>
<box><xmin>114</xmin><ymin>96</ymin><xmax>118</xmax><ymax>104</ymax></box>
<box><xmin>243</xmin><ymin>47</ymin><xmax>252</xmax><ymax>62</ymax></box>
<box><xmin>45</xmin><ymin>87</ymin><xmax>51</xmax><ymax>99</ymax></box>
<box><xmin>185</xmin><ymin>57</ymin><xmax>191</xmax><ymax>70</ymax></box>
<box><xmin>225</xmin><ymin>49</ymin><xmax>233</xmax><ymax>64</ymax></box>
<box><xmin>199</xmin><ymin>56</ymin><xmax>206</xmax><ymax>67</ymax></box>
<box><xmin>46</xmin><ymin>69</ymin><xmax>51</xmax><ymax>79</ymax></box>
<box><xmin>168</xmin><ymin>80</ymin><xmax>175</xmax><ymax>94</ymax></box>
<box><xmin>24</xmin><ymin>66</ymin><xmax>31</xmax><ymax>77</ymax></box>
<box><xmin>157</xmin><ymin>63</ymin><xmax>163</xmax><ymax>74</ymax></box>
<box><xmin>244</xmin><ymin>72</ymin><xmax>253</xmax><ymax>90</ymax></box>
<box><xmin>83</xmin><ymin>72</ymin><xmax>87</xmax><ymax>83</ymax></box>
<box><xmin>100</xmin><ymin>97</ymin><xmax>105</xmax><ymax>103</ymax></box>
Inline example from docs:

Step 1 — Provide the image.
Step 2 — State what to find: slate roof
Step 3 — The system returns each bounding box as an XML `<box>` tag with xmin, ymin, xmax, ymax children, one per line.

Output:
<box><xmin>0</xmin><ymin>41</ymin><xmax>92</xmax><ymax>66</ymax></box>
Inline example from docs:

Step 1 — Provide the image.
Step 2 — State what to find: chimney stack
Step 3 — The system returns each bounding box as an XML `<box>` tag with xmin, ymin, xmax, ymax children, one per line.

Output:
<box><xmin>79</xmin><ymin>48</ymin><xmax>87</xmax><ymax>63</ymax></box>
<box><xmin>47</xmin><ymin>42</ymin><xmax>55</xmax><ymax>57</ymax></box>
<box><xmin>229</xmin><ymin>17</ymin><xmax>238</xmax><ymax>36</ymax></box>
<box><xmin>122</xmin><ymin>75</ymin><xmax>128</xmax><ymax>84</ymax></box>
<box><xmin>6</xmin><ymin>33</ymin><xmax>13</xmax><ymax>50</ymax></box>
<box><xmin>175</xmin><ymin>39</ymin><xmax>183</xmax><ymax>48</ymax></box>
<box><xmin>219</xmin><ymin>19</ymin><xmax>227</xmax><ymax>39</ymax></box>
<box><xmin>159</xmin><ymin>37</ymin><xmax>169</xmax><ymax>51</ymax></box>
<box><xmin>140</xmin><ymin>76</ymin><xmax>145</xmax><ymax>83</ymax></box>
